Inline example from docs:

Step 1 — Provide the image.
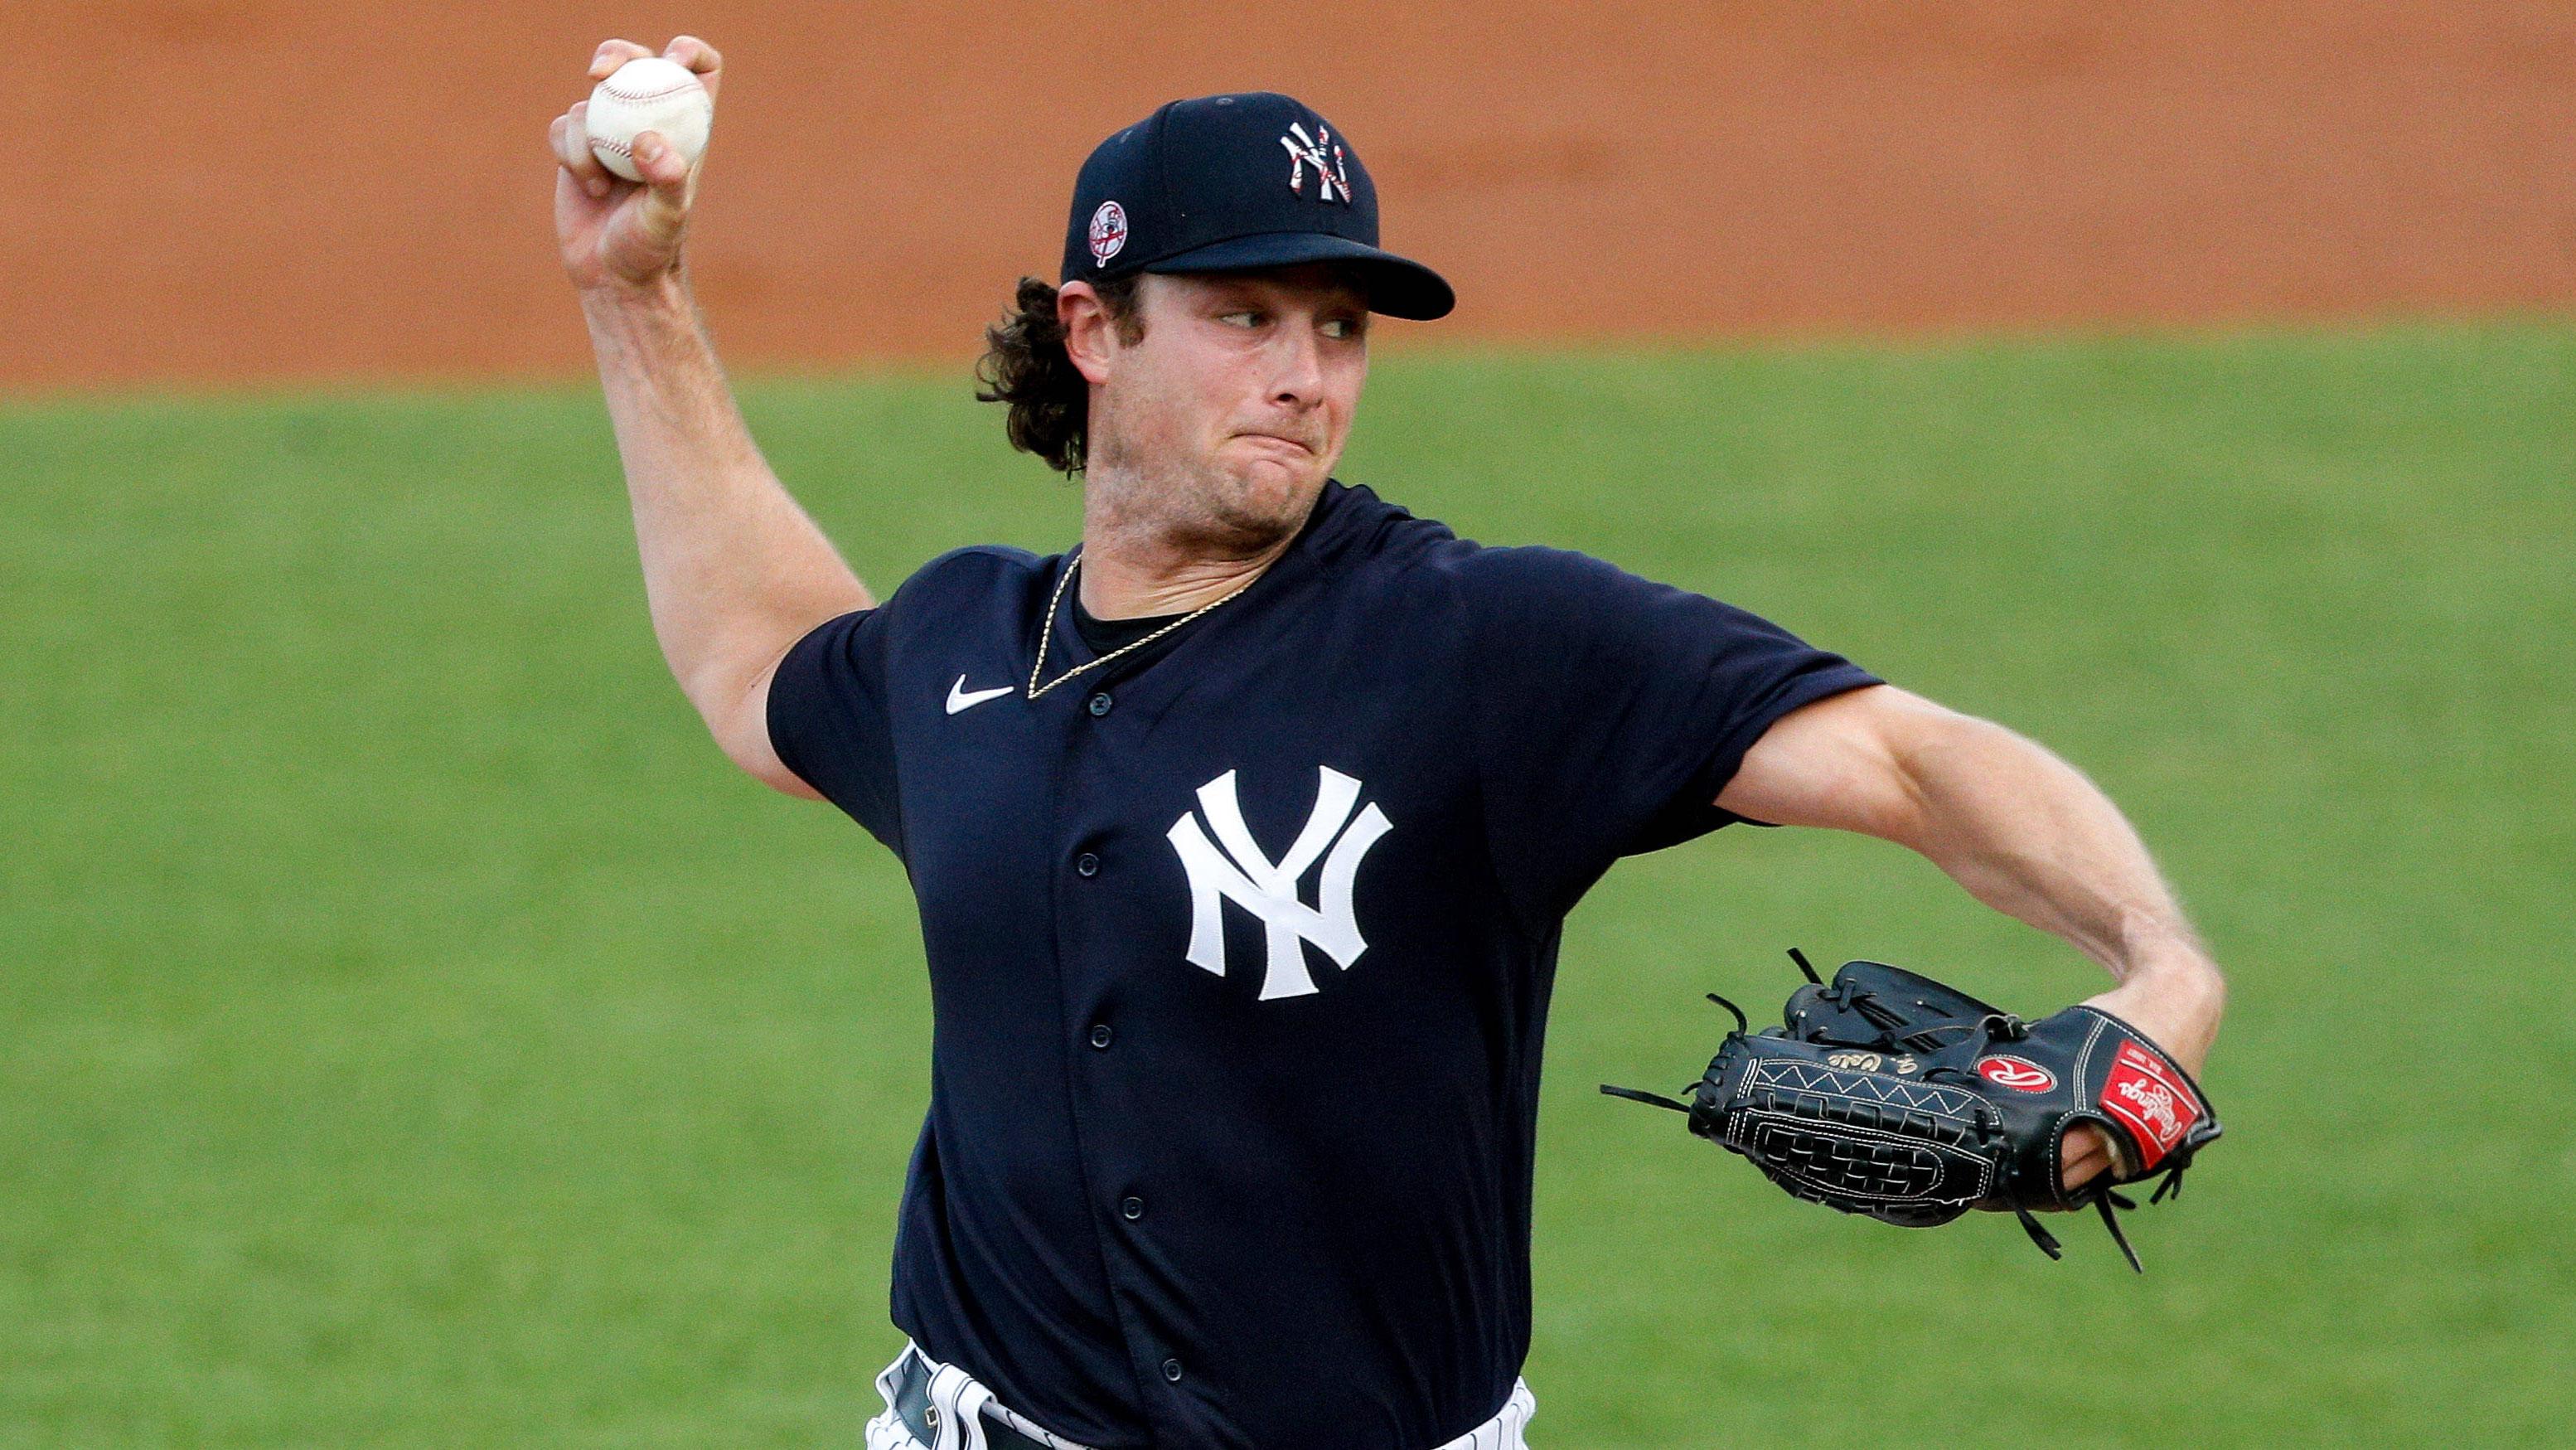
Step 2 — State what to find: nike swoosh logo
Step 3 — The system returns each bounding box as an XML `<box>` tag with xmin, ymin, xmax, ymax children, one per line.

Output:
<box><xmin>946</xmin><ymin>675</ymin><xmax>1013</xmax><ymax>715</ymax></box>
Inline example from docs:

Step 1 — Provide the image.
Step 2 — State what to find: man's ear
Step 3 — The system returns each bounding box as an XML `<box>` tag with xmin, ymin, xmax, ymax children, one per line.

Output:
<box><xmin>1058</xmin><ymin>280</ymin><xmax>1121</xmax><ymax>386</ymax></box>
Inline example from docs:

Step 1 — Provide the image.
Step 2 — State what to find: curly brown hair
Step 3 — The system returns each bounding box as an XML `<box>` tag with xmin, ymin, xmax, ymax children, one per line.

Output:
<box><xmin>973</xmin><ymin>274</ymin><xmax>1145</xmax><ymax>476</ymax></box>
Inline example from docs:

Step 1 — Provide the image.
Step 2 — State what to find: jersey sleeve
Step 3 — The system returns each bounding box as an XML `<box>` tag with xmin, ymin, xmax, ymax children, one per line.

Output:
<box><xmin>1457</xmin><ymin>545</ymin><xmax>1880</xmax><ymax>919</ymax></box>
<box><xmin>765</xmin><ymin>607</ymin><xmax>905</xmax><ymax>856</ymax></box>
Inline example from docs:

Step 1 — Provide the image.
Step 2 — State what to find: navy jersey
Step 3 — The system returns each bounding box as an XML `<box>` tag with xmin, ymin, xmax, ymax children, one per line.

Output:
<box><xmin>767</xmin><ymin>481</ymin><xmax>1878</xmax><ymax>1449</ymax></box>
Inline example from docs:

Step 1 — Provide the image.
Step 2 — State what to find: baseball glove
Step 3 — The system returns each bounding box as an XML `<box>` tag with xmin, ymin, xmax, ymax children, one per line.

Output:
<box><xmin>1601</xmin><ymin>950</ymin><xmax>2220</xmax><ymax>1271</ymax></box>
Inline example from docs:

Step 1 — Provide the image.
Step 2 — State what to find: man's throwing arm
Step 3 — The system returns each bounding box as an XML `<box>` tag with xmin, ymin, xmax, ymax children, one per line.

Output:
<box><xmin>549</xmin><ymin>36</ymin><xmax>871</xmax><ymax>799</ymax></box>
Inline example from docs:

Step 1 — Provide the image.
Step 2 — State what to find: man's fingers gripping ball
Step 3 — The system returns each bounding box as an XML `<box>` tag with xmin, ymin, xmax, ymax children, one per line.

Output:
<box><xmin>658</xmin><ymin>35</ymin><xmax>724</xmax><ymax>99</ymax></box>
<box><xmin>588</xmin><ymin>37</ymin><xmax>656</xmax><ymax>79</ymax></box>
<box><xmin>583</xmin><ymin>53</ymin><xmax>715</xmax><ymax>184</ymax></box>
<box><xmin>550</xmin><ymin>102</ymin><xmax>615</xmax><ymax>197</ymax></box>
<box><xmin>588</xmin><ymin>35</ymin><xmax>724</xmax><ymax>94</ymax></box>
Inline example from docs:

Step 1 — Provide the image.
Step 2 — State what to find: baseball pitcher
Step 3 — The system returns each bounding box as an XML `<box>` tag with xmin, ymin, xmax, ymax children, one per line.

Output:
<box><xmin>548</xmin><ymin>36</ymin><xmax>2227</xmax><ymax>1450</ymax></box>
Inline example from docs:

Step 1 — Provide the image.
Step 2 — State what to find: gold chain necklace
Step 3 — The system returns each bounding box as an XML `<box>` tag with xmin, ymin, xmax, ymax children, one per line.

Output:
<box><xmin>1025</xmin><ymin>552</ymin><xmax>1254</xmax><ymax>701</ymax></box>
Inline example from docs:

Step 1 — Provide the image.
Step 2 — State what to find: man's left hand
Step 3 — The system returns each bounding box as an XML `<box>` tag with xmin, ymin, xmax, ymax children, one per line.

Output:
<box><xmin>2059</xmin><ymin>958</ymin><xmax>2225</xmax><ymax>1193</ymax></box>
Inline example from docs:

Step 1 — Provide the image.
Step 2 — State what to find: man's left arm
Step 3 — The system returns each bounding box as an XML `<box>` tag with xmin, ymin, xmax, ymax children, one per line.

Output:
<box><xmin>1714</xmin><ymin>682</ymin><xmax>2226</xmax><ymax>1191</ymax></box>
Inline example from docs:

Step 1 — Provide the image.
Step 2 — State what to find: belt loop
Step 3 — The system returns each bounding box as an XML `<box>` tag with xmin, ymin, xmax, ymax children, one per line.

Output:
<box><xmin>925</xmin><ymin>1362</ymin><xmax>995</xmax><ymax>1450</ymax></box>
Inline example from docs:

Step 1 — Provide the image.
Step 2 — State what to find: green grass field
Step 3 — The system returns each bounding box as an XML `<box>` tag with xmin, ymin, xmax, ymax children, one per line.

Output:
<box><xmin>6</xmin><ymin>319</ymin><xmax>2571</xmax><ymax>1448</ymax></box>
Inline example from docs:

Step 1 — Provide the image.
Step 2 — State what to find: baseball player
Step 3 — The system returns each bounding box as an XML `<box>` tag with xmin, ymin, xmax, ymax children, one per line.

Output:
<box><xmin>549</xmin><ymin>36</ymin><xmax>2227</xmax><ymax>1450</ymax></box>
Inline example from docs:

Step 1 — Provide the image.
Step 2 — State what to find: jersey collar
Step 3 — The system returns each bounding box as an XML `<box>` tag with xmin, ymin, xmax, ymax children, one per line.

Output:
<box><xmin>1032</xmin><ymin>478</ymin><xmax>1387</xmax><ymax>690</ymax></box>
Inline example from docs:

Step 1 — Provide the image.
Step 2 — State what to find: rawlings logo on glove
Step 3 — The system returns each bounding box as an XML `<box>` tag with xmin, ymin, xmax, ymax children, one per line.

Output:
<box><xmin>2101</xmin><ymin>1041</ymin><xmax>2201</xmax><ymax>1167</ymax></box>
<box><xmin>1601</xmin><ymin>950</ymin><xmax>2223</xmax><ymax>1272</ymax></box>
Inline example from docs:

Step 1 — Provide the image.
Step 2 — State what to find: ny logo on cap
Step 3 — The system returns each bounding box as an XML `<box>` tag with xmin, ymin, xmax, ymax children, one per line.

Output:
<box><xmin>1167</xmin><ymin>766</ymin><xmax>1392</xmax><ymax>999</ymax></box>
<box><xmin>1279</xmin><ymin>122</ymin><xmax>1352</xmax><ymax>204</ymax></box>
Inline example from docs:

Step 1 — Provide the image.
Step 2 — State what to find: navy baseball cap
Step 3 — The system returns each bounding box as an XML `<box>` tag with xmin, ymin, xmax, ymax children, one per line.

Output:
<box><xmin>1060</xmin><ymin>92</ymin><xmax>1455</xmax><ymax>321</ymax></box>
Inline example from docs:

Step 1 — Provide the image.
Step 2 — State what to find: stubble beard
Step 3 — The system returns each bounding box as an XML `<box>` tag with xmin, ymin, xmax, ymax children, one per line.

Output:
<box><xmin>1090</xmin><ymin>429</ymin><xmax>1324</xmax><ymax>561</ymax></box>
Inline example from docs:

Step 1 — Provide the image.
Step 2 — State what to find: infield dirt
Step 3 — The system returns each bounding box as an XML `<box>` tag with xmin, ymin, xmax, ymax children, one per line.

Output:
<box><xmin>9</xmin><ymin>1</ymin><xmax>2572</xmax><ymax>388</ymax></box>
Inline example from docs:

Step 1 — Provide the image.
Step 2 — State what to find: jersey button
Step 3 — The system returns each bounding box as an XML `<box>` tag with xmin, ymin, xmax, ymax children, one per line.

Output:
<box><xmin>1121</xmin><ymin>1195</ymin><xmax>1145</xmax><ymax>1220</ymax></box>
<box><xmin>1088</xmin><ymin>1023</ymin><xmax>1113</xmax><ymax>1050</ymax></box>
<box><xmin>1161</xmin><ymin>1357</ymin><xmax>1184</xmax><ymax>1382</ymax></box>
<box><xmin>1074</xmin><ymin>852</ymin><xmax>1100</xmax><ymax>877</ymax></box>
<box><xmin>1087</xmin><ymin>691</ymin><xmax>1113</xmax><ymax>716</ymax></box>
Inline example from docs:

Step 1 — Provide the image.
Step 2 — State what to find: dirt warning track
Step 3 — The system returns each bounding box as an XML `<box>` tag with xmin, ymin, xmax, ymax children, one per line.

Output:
<box><xmin>7</xmin><ymin>2</ymin><xmax>2572</xmax><ymax>389</ymax></box>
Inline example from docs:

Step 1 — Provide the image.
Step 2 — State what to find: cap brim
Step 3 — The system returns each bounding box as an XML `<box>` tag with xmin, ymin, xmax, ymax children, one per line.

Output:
<box><xmin>1144</xmin><ymin>232</ymin><xmax>1455</xmax><ymax>321</ymax></box>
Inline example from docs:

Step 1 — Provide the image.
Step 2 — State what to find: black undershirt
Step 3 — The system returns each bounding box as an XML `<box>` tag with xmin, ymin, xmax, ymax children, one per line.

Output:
<box><xmin>1071</xmin><ymin>594</ymin><xmax>1187</xmax><ymax>655</ymax></box>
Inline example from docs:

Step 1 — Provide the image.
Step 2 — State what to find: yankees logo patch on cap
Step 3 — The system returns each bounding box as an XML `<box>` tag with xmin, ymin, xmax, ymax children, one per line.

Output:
<box><xmin>1087</xmin><ymin>201</ymin><xmax>1128</xmax><ymax>266</ymax></box>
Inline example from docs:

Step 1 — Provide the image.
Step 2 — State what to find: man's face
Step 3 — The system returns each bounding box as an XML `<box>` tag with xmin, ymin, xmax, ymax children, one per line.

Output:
<box><xmin>1068</xmin><ymin>264</ymin><xmax>1371</xmax><ymax>555</ymax></box>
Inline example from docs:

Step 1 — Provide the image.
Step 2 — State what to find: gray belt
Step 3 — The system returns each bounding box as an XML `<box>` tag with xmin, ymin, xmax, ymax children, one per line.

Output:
<box><xmin>888</xmin><ymin>1346</ymin><xmax>1065</xmax><ymax>1450</ymax></box>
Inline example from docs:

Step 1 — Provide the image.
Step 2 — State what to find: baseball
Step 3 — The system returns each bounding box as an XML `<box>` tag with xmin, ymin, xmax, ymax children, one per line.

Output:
<box><xmin>583</xmin><ymin>56</ymin><xmax>713</xmax><ymax>182</ymax></box>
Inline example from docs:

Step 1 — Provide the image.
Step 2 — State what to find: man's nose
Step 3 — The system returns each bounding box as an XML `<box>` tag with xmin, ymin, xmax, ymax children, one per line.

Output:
<box><xmin>1268</xmin><ymin>322</ymin><xmax>1325</xmax><ymax>406</ymax></box>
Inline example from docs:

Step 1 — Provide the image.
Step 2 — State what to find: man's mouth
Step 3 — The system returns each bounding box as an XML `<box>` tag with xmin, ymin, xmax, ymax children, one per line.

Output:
<box><xmin>1232</xmin><ymin>431</ymin><xmax>1315</xmax><ymax>454</ymax></box>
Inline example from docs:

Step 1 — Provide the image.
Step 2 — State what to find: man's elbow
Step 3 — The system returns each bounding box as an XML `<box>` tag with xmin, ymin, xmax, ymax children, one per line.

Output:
<box><xmin>689</xmin><ymin>654</ymin><xmax>825</xmax><ymax>802</ymax></box>
<box><xmin>708</xmin><ymin>708</ymin><xmax>825</xmax><ymax>801</ymax></box>
<box><xmin>737</xmin><ymin>748</ymin><xmax>827</xmax><ymax>801</ymax></box>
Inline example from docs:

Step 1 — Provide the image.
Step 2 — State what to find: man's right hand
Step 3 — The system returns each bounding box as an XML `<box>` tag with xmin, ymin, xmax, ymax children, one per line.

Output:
<box><xmin>548</xmin><ymin>36</ymin><xmax>721</xmax><ymax>293</ymax></box>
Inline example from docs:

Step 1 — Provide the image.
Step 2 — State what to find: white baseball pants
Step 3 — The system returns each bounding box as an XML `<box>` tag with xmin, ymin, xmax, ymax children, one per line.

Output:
<box><xmin>864</xmin><ymin>1338</ymin><xmax>1537</xmax><ymax>1450</ymax></box>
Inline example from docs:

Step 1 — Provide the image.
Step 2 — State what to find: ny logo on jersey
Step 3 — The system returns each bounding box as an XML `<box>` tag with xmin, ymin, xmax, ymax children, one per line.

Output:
<box><xmin>1166</xmin><ymin>767</ymin><xmax>1392</xmax><ymax>999</ymax></box>
<box><xmin>1278</xmin><ymin>122</ymin><xmax>1352</xmax><ymax>204</ymax></box>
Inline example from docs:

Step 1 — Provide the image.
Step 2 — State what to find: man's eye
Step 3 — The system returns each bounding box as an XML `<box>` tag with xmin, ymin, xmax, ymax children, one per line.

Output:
<box><xmin>1321</xmin><ymin>318</ymin><xmax>1362</xmax><ymax>339</ymax></box>
<box><xmin>1218</xmin><ymin>311</ymin><xmax>1261</xmax><ymax>328</ymax></box>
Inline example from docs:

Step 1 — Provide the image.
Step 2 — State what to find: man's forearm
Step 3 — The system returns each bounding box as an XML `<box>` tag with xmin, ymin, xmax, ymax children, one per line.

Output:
<box><xmin>1892</xmin><ymin>715</ymin><xmax>2225</xmax><ymax>1068</ymax></box>
<box><xmin>581</xmin><ymin>274</ymin><xmax>870</xmax><ymax>725</ymax></box>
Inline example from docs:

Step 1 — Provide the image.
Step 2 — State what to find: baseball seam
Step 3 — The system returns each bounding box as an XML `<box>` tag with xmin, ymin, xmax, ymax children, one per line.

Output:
<box><xmin>599</xmin><ymin>81</ymin><xmax>704</xmax><ymax>104</ymax></box>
